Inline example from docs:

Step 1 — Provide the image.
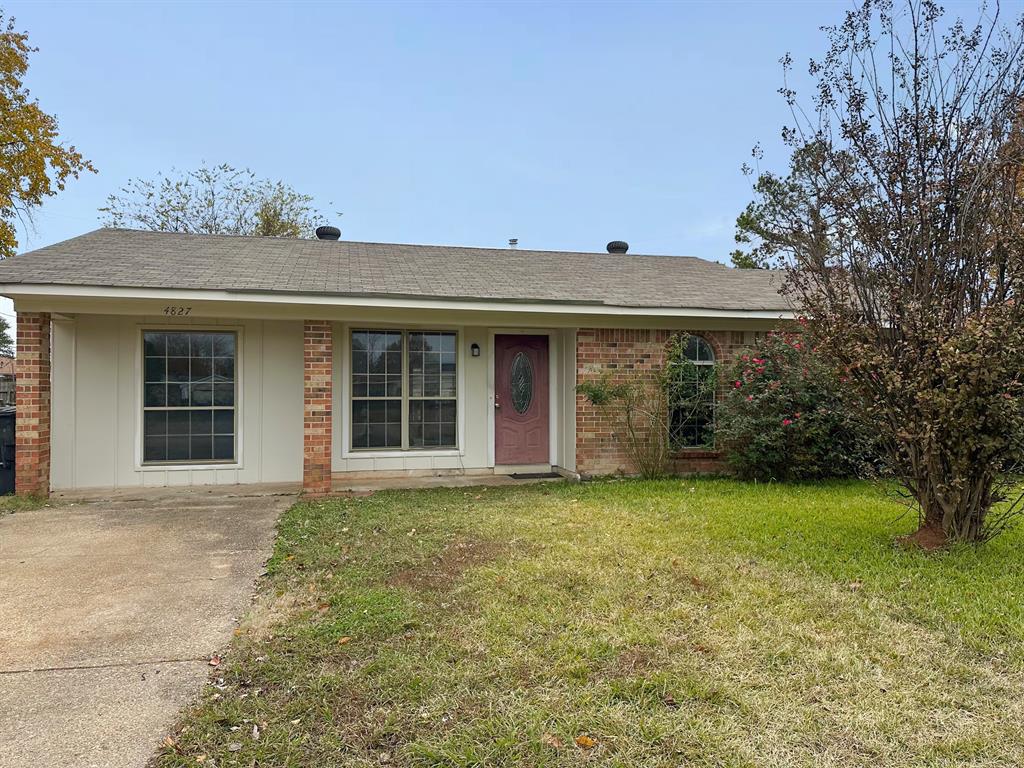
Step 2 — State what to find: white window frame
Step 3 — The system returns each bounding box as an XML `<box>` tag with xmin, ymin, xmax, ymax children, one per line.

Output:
<box><xmin>134</xmin><ymin>324</ymin><xmax>244</xmax><ymax>471</ymax></box>
<box><xmin>339</xmin><ymin>324</ymin><xmax>466</xmax><ymax>459</ymax></box>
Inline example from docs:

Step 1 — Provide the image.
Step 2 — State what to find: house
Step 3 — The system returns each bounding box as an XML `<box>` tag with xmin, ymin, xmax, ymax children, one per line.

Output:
<box><xmin>0</xmin><ymin>227</ymin><xmax>791</xmax><ymax>496</ymax></box>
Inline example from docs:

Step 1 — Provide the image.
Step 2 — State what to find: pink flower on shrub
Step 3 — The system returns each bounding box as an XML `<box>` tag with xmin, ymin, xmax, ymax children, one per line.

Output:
<box><xmin>782</xmin><ymin>418</ymin><xmax>793</xmax><ymax>426</ymax></box>
<box><xmin>746</xmin><ymin>395</ymin><xmax>754</xmax><ymax>402</ymax></box>
<box><xmin>734</xmin><ymin>380</ymin><xmax>742</xmax><ymax>388</ymax></box>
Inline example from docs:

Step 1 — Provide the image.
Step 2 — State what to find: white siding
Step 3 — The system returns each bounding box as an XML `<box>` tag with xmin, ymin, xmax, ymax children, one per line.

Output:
<box><xmin>51</xmin><ymin>315</ymin><xmax>303</xmax><ymax>490</ymax></box>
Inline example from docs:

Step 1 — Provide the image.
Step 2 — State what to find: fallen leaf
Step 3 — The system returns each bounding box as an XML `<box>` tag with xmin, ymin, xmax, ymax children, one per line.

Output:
<box><xmin>337</xmin><ymin>636</ymin><xmax>352</xmax><ymax>645</ymax></box>
<box><xmin>252</xmin><ymin>724</ymin><xmax>260</xmax><ymax>739</ymax></box>
<box><xmin>541</xmin><ymin>732</ymin><xmax>564</xmax><ymax>749</ymax></box>
<box><xmin>227</xmin><ymin>742</ymin><xmax>242</xmax><ymax>752</ymax></box>
<box><xmin>575</xmin><ymin>734</ymin><xmax>597</xmax><ymax>749</ymax></box>
<box><xmin>208</xmin><ymin>655</ymin><xmax>222</xmax><ymax>667</ymax></box>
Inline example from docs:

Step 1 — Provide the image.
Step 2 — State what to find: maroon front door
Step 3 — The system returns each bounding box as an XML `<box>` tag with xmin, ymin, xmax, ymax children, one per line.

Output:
<box><xmin>495</xmin><ymin>334</ymin><xmax>550</xmax><ymax>465</ymax></box>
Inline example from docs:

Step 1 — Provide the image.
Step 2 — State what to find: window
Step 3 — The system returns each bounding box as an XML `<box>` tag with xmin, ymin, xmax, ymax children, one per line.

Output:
<box><xmin>143</xmin><ymin>331</ymin><xmax>237</xmax><ymax>463</ymax></box>
<box><xmin>351</xmin><ymin>329</ymin><xmax>457</xmax><ymax>450</ymax></box>
<box><xmin>668</xmin><ymin>334</ymin><xmax>716</xmax><ymax>449</ymax></box>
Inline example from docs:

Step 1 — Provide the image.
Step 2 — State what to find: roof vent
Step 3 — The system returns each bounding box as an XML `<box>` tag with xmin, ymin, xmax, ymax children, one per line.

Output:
<box><xmin>315</xmin><ymin>225</ymin><xmax>341</xmax><ymax>241</ymax></box>
<box><xmin>606</xmin><ymin>240</ymin><xmax>629</xmax><ymax>254</ymax></box>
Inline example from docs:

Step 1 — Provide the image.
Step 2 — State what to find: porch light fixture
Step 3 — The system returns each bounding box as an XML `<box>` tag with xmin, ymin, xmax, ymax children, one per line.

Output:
<box><xmin>470</xmin><ymin>343</ymin><xmax>481</xmax><ymax>357</ymax></box>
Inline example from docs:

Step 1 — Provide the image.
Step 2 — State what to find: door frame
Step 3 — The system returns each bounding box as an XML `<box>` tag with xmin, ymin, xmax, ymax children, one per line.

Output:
<box><xmin>487</xmin><ymin>329</ymin><xmax>559</xmax><ymax>469</ymax></box>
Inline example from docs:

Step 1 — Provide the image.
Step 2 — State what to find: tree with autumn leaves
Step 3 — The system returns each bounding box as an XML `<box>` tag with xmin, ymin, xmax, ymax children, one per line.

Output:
<box><xmin>0</xmin><ymin>12</ymin><xmax>93</xmax><ymax>354</ymax></box>
<box><xmin>0</xmin><ymin>13</ymin><xmax>93</xmax><ymax>258</ymax></box>
<box><xmin>734</xmin><ymin>0</ymin><xmax>1024</xmax><ymax>544</ymax></box>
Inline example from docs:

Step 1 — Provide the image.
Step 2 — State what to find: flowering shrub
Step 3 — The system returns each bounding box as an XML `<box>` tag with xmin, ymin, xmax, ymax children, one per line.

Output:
<box><xmin>717</xmin><ymin>330</ymin><xmax>877</xmax><ymax>481</ymax></box>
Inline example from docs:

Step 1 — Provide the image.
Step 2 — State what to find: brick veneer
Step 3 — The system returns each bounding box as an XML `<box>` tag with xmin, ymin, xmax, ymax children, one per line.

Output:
<box><xmin>16</xmin><ymin>312</ymin><xmax>51</xmax><ymax>496</ymax></box>
<box><xmin>575</xmin><ymin>328</ymin><xmax>751</xmax><ymax>477</ymax></box>
<box><xmin>303</xmin><ymin>321</ymin><xmax>333</xmax><ymax>496</ymax></box>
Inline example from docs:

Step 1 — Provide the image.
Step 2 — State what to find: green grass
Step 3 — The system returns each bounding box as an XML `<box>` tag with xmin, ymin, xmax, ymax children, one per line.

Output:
<box><xmin>0</xmin><ymin>492</ymin><xmax>49</xmax><ymax>516</ymax></box>
<box><xmin>157</xmin><ymin>479</ymin><xmax>1024</xmax><ymax>767</ymax></box>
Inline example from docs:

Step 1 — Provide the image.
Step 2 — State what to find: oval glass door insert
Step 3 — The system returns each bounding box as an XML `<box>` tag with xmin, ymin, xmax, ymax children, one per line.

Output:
<box><xmin>510</xmin><ymin>352</ymin><xmax>533</xmax><ymax>414</ymax></box>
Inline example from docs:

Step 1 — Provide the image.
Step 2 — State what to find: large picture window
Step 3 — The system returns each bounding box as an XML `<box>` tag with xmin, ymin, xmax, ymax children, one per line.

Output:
<box><xmin>351</xmin><ymin>329</ymin><xmax>457</xmax><ymax>450</ymax></box>
<box><xmin>143</xmin><ymin>330</ymin><xmax>237</xmax><ymax>463</ymax></box>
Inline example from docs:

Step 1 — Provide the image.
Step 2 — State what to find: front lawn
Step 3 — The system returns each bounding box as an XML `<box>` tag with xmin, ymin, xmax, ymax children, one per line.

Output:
<box><xmin>158</xmin><ymin>480</ymin><xmax>1024</xmax><ymax>767</ymax></box>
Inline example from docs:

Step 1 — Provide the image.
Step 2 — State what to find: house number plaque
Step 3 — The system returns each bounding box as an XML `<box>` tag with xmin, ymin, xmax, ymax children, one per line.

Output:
<box><xmin>162</xmin><ymin>306</ymin><xmax>193</xmax><ymax>316</ymax></box>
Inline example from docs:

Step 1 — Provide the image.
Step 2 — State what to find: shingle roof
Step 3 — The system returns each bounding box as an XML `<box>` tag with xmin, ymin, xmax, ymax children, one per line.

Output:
<box><xmin>0</xmin><ymin>228</ymin><xmax>790</xmax><ymax>312</ymax></box>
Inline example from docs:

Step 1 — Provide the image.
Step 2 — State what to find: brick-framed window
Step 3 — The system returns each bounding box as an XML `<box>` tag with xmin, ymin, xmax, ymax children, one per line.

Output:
<box><xmin>142</xmin><ymin>330</ymin><xmax>237</xmax><ymax>463</ymax></box>
<box><xmin>668</xmin><ymin>334</ymin><xmax>716</xmax><ymax>449</ymax></box>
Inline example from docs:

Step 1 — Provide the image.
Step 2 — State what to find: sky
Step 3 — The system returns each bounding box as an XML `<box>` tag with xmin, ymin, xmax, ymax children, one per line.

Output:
<box><xmin>4</xmin><ymin>0</ymin><xmax>1019</xmax><ymax>327</ymax></box>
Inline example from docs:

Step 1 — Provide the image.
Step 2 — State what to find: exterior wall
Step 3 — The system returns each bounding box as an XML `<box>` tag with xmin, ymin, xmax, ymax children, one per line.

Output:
<box><xmin>15</xmin><ymin>313</ymin><xmax>51</xmax><ymax>495</ymax></box>
<box><xmin>575</xmin><ymin>328</ymin><xmax>757</xmax><ymax>477</ymax></box>
<box><xmin>330</xmin><ymin>325</ymin><xmax>576</xmax><ymax>475</ymax></box>
<box><xmin>50</xmin><ymin>314</ymin><xmax>303</xmax><ymax>490</ymax></box>
<box><xmin>49</xmin><ymin>316</ymin><xmax>576</xmax><ymax>489</ymax></box>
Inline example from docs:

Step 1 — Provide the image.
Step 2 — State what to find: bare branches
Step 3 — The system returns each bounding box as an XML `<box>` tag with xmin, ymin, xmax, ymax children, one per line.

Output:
<box><xmin>98</xmin><ymin>163</ymin><xmax>331</xmax><ymax>239</ymax></box>
<box><xmin>734</xmin><ymin>0</ymin><xmax>1024</xmax><ymax>544</ymax></box>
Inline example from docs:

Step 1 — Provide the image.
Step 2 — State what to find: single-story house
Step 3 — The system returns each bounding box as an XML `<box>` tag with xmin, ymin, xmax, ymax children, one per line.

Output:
<box><xmin>0</xmin><ymin>228</ymin><xmax>791</xmax><ymax>496</ymax></box>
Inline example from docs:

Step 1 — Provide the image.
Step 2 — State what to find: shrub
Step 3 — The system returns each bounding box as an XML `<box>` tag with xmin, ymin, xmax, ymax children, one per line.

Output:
<box><xmin>576</xmin><ymin>371</ymin><xmax>673</xmax><ymax>479</ymax></box>
<box><xmin>717</xmin><ymin>330</ymin><xmax>876</xmax><ymax>481</ymax></box>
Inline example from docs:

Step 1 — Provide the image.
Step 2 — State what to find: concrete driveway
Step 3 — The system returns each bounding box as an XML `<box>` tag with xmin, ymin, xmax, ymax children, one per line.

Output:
<box><xmin>0</xmin><ymin>487</ymin><xmax>294</xmax><ymax>768</ymax></box>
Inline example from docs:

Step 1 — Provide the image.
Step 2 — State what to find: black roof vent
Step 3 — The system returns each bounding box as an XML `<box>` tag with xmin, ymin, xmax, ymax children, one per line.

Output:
<box><xmin>315</xmin><ymin>225</ymin><xmax>341</xmax><ymax>241</ymax></box>
<box><xmin>606</xmin><ymin>240</ymin><xmax>629</xmax><ymax>254</ymax></box>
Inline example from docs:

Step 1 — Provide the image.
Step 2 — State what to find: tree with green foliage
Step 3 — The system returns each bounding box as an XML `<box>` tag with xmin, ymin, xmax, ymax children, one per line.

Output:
<box><xmin>0</xmin><ymin>13</ymin><xmax>95</xmax><ymax>258</ymax></box>
<box><xmin>733</xmin><ymin>0</ymin><xmax>1024</xmax><ymax>544</ymax></box>
<box><xmin>100</xmin><ymin>163</ymin><xmax>330</xmax><ymax>238</ymax></box>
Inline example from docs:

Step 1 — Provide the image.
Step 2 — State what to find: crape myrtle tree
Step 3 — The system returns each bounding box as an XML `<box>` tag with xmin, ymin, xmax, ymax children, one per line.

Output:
<box><xmin>732</xmin><ymin>0</ymin><xmax>1024</xmax><ymax>544</ymax></box>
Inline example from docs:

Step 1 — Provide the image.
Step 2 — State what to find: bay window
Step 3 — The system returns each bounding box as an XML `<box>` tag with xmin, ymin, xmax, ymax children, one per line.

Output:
<box><xmin>351</xmin><ymin>329</ymin><xmax>457</xmax><ymax>450</ymax></box>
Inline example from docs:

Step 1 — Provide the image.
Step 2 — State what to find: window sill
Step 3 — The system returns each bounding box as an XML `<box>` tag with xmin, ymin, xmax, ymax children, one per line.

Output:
<box><xmin>341</xmin><ymin>449</ymin><xmax>463</xmax><ymax>460</ymax></box>
<box><xmin>138</xmin><ymin>461</ymin><xmax>242</xmax><ymax>471</ymax></box>
<box><xmin>671</xmin><ymin>449</ymin><xmax>722</xmax><ymax>460</ymax></box>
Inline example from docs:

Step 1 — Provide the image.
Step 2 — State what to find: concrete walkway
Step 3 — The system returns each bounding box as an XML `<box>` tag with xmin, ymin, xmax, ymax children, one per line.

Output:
<box><xmin>0</xmin><ymin>488</ymin><xmax>293</xmax><ymax>768</ymax></box>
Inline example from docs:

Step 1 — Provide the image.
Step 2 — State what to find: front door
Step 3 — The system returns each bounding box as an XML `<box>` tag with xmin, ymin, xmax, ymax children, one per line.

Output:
<box><xmin>494</xmin><ymin>334</ymin><xmax>549</xmax><ymax>465</ymax></box>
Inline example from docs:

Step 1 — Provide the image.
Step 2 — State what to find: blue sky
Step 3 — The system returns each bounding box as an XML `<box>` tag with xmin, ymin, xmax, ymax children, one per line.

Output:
<box><xmin>9</xmin><ymin>0</ymin><xmax>1019</xmax><ymax>264</ymax></box>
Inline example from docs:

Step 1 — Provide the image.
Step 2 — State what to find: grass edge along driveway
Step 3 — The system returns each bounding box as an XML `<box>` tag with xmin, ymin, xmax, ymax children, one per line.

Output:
<box><xmin>157</xmin><ymin>479</ymin><xmax>1024</xmax><ymax>768</ymax></box>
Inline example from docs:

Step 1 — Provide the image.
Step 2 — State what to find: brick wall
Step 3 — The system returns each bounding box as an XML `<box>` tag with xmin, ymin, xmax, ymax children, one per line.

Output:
<box><xmin>303</xmin><ymin>320</ymin><xmax>333</xmax><ymax>496</ymax></box>
<box><xmin>575</xmin><ymin>328</ymin><xmax>751</xmax><ymax>477</ymax></box>
<box><xmin>16</xmin><ymin>312</ymin><xmax>51</xmax><ymax>496</ymax></box>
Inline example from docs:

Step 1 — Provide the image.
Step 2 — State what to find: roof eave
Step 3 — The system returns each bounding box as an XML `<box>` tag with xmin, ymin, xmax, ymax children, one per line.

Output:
<box><xmin>0</xmin><ymin>282</ymin><xmax>794</xmax><ymax>320</ymax></box>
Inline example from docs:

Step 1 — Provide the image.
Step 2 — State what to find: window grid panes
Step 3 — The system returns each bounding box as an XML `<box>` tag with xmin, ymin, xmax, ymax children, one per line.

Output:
<box><xmin>669</xmin><ymin>334</ymin><xmax>716</xmax><ymax>450</ymax></box>
<box><xmin>350</xmin><ymin>330</ymin><xmax>404</xmax><ymax>449</ymax></box>
<box><xmin>351</xmin><ymin>329</ymin><xmax>457</xmax><ymax>450</ymax></box>
<box><xmin>143</xmin><ymin>331</ymin><xmax>236</xmax><ymax>463</ymax></box>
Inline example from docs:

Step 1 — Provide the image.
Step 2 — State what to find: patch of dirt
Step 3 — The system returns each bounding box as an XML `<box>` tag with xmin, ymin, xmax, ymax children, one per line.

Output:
<box><xmin>610</xmin><ymin>647</ymin><xmax>659</xmax><ymax>676</ymax></box>
<box><xmin>897</xmin><ymin>524</ymin><xmax>948</xmax><ymax>552</ymax></box>
<box><xmin>388</xmin><ymin>536</ymin><xmax>508</xmax><ymax>591</ymax></box>
<box><xmin>239</xmin><ymin>590</ymin><xmax>316</xmax><ymax>641</ymax></box>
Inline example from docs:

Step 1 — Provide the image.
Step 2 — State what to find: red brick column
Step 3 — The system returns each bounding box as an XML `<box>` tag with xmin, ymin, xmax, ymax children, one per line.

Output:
<box><xmin>16</xmin><ymin>312</ymin><xmax>51</xmax><ymax>496</ymax></box>
<box><xmin>303</xmin><ymin>320</ymin><xmax>333</xmax><ymax>496</ymax></box>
